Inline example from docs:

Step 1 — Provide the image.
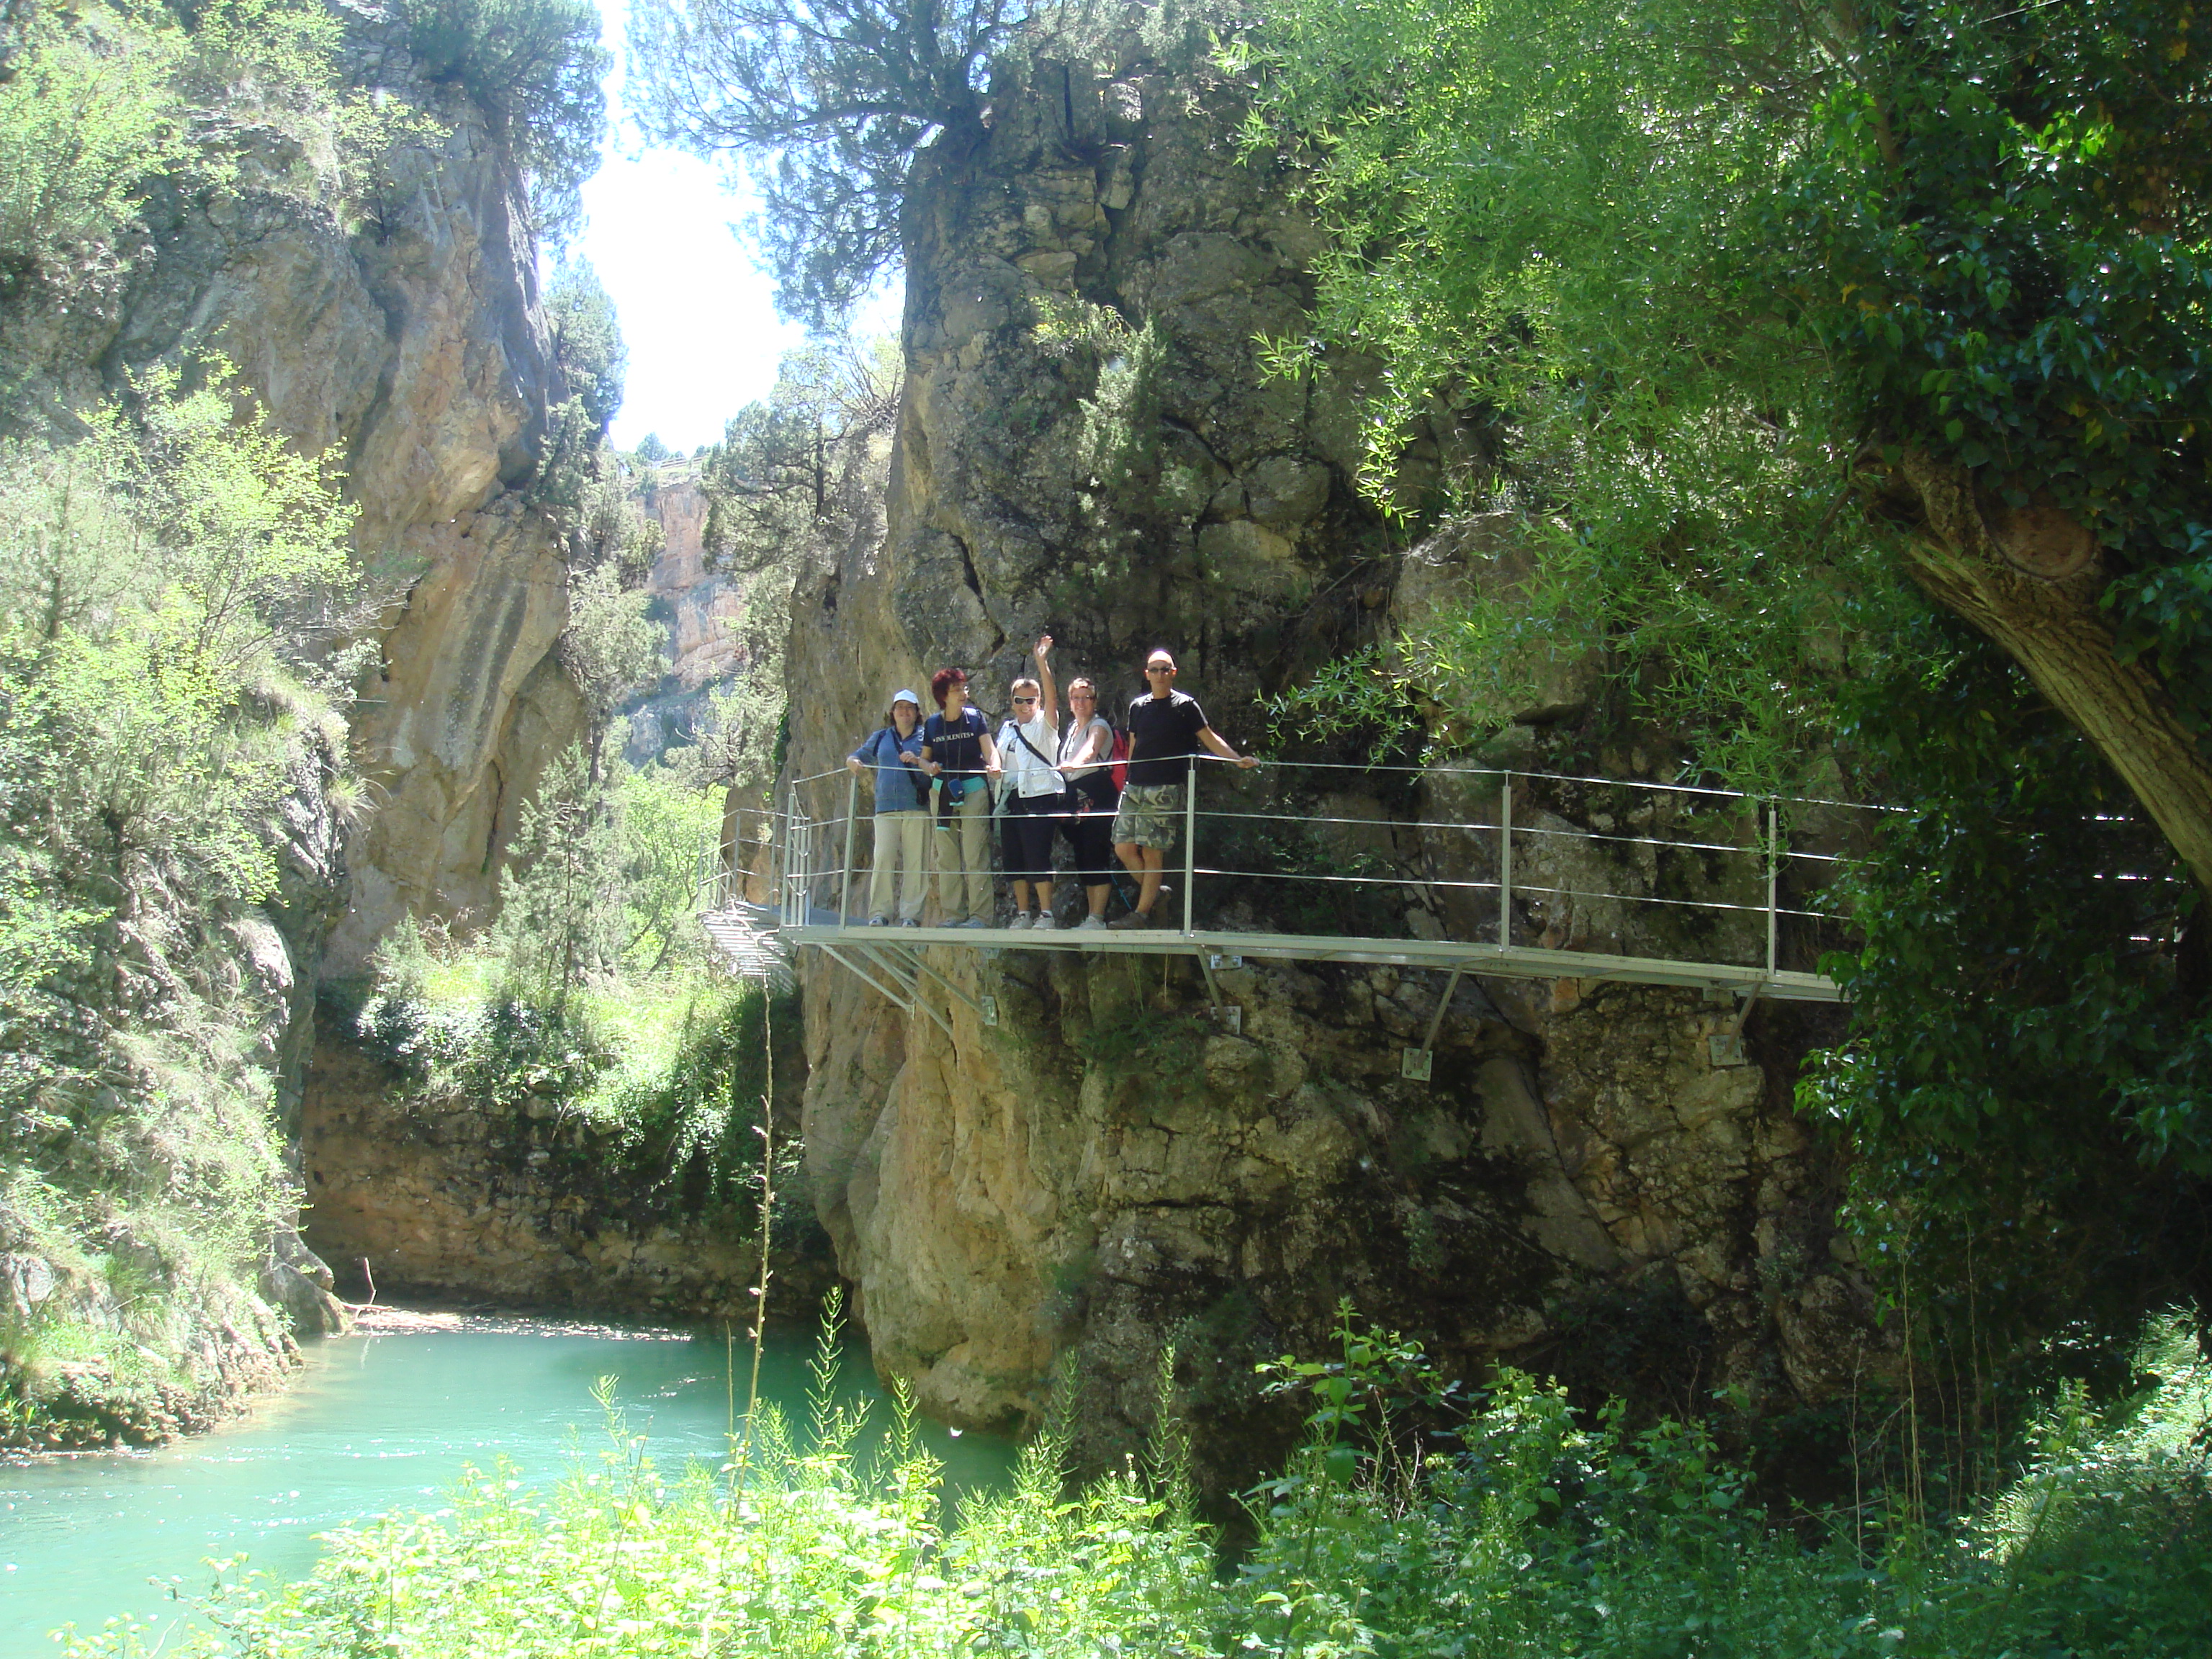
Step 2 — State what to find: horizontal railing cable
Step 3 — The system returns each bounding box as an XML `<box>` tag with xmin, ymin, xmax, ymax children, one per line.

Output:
<box><xmin>1186</xmin><ymin>806</ymin><xmax>1863</xmax><ymax>866</ymax></box>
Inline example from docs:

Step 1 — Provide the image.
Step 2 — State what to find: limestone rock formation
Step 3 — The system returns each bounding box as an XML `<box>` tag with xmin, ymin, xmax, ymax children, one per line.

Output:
<box><xmin>782</xmin><ymin>41</ymin><xmax>1881</xmax><ymax>1478</ymax></box>
<box><xmin>620</xmin><ymin>469</ymin><xmax>764</xmax><ymax>765</ymax></box>
<box><xmin>0</xmin><ymin>9</ymin><xmax>586</xmax><ymax>1414</ymax></box>
<box><xmin>0</xmin><ymin>19</ymin><xmax>585</xmax><ymax>974</ymax></box>
<box><xmin>301</xmin><ymin>1030</ymin><xmax>830</xmax><ymax>1321</ymax></box>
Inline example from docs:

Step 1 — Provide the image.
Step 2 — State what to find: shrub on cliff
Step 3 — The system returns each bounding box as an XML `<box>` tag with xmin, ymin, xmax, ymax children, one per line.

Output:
<box><xmin>57</xmin><ymin>1310</ymin><xmax>2212</xmax><ymax>1656</ymax></box>
<box><xmin>397</xmin><ymin>0</ymin><xmax>608</xmax><ymax>240</ymax></box>
<box><xmin>0</xmin><ymin>364</ymin><xmax>367</xmax><ymax>1440</ymax></box>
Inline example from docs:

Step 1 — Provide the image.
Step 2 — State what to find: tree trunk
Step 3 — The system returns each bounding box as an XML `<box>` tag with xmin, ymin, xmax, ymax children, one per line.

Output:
<box><xmin>1899</xmin><ymin>450</ymin><xmax>2212</xmax><ymax>893</ymax></box>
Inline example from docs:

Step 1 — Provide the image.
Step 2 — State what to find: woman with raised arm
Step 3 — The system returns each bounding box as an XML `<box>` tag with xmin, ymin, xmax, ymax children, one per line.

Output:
<box><xmin>919</xmin><ymin>667</ymin><xmax>1000</xmax><ymax>927</ymax></box>
<box><xmin>996</xmin><ymin>636</ymin><xmax>1064</xmax><ymax>930</ymax></box>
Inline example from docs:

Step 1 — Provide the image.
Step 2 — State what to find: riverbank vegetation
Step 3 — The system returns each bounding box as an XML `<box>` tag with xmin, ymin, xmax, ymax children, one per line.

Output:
<box><xmin>0</xmin><ymin>0</ymin><xmax>619</xmax><ymax>1442</ymax></box>
<box><xmin>60</xmin><ymin>1305</ymin><xmax>2212</xmax><ymax>1656</ymax></box>
<box><xmin>0</xmin><ymin>361</ymin><xmax>365</xmax><ymax>1443</ymax></box>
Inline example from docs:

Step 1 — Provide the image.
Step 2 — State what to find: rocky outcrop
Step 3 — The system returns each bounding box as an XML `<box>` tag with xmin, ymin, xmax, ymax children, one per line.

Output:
<box><xmin>620</xmin><ymin>470</ymin><xmax>758</xmax><ymax>765</ymax></box>
<box><xmin>0</xmin><ymin>8</ymin><xmax>583</xmax><ymax>1431</ymax></box>
<box><xmin>783</xmin><ymin>40</ymin><xmax>1881</xmax><ymax>1480</ymax></box>
<box><xmin>300</xmin><ymin>1030</ymin><xmax>832</xmax><ymax>1321</ymax></box>
<box><xmin>0</xmin><ymin>15</ymin><xmax>585</xmax><ymax>971</ymax></box>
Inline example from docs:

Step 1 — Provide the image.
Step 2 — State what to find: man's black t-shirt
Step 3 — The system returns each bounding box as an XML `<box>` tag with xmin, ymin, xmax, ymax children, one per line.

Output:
<box><xmin>1124</xmin><ymin>690</ymin><xmax>1208</xmax><ymax>787</ymax></box>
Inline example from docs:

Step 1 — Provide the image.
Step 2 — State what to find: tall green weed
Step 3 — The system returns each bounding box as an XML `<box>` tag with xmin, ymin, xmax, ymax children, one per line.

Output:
<box><xmin>55</xmin><ymin>1307</ymin><xmax>2212</xmax><ymax>1657</ymax></box>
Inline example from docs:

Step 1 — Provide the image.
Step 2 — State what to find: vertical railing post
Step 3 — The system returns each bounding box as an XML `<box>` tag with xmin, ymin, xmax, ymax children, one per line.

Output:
<box><xmin>1182</xmin><ymin>757</ymin><xmax>1198</xmax><ymax>937</ymax></box>
<box><xmin>840</xmin><ymin>771</ymin><xmax>860</xmax><ymax>927</ymax></box>
<box><xmin>769</xmin><ymin>788</ymin><xmax>784</xmax><ymax>922</ymax></box>
<box><xmin>1766</xmin><ymin>802</ymin><xmax>1779</xmax><ymax>977</ymax></box>
<box><xmin>1498</xmin><ymin>774</ymin><xmax>1513</xmax><ymax>949</ymax></box>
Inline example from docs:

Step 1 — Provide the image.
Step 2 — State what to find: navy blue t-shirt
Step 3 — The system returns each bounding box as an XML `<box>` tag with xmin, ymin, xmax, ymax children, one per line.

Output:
<box><xmin>923</xmin><ymin>706</ymin><xmax>990</xmax><ymax>788</ymax></box>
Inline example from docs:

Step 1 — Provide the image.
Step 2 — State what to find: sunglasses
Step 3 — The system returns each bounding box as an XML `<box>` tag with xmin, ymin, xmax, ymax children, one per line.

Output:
<box><xmin>1145</xmin><ymin>665</ymin><xmax>1174</xmax><ymax>674</ymax></box>
<box><xmin>1012</xmin><ymin>696</ymin><xmax>1036</xmax><ymax>705</ymax></box>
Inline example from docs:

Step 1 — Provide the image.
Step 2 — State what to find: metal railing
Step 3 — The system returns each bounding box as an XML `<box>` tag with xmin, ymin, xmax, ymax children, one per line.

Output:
<box><xmin>721</xmin><ymin>754</ymin><xmax>1883</xmax><ymax>988</ymax></box>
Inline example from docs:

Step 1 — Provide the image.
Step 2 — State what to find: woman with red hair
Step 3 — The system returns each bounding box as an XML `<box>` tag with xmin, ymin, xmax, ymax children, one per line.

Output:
<box><xmin>918</xmin><ymin>666</ymin><xmax>1000</xmax><ymax>927</ymax></box>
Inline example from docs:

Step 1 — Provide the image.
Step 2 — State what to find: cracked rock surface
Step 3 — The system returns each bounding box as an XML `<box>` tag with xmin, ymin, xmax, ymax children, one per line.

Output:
<box><xmin>786</xmin><ymin>39</ymin><xmax>1887</xmax><ymax>1486</ymax></box>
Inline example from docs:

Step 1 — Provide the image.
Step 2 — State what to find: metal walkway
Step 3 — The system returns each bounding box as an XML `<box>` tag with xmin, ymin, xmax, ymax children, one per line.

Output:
<box><xmin>701</xmin><ymin>754</ymin><xmax>1861</xmax><ymax>1073</ymax></box>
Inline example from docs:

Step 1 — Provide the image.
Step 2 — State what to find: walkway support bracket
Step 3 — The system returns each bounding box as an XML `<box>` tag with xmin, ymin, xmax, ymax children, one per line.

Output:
<box><xmin>1194</xmin><ymin>948</ymin><xmax>1240</xmax><ymax>1032</ymax></box>
<box><xmin>821</xmin><ymin>943</ymin><xmax>958</xmax><ymax>1042</ymax></box>
<box><xmin>880</xmin><ymin>943</ymin><xmax>999</xmax><ymax>1028</ymax></box>
<box><xmin>1403</xmin><ymin>962</ymin><xmax>1468</xmax><ymax>1083</ymax></box>
<box><xmin>1709</xmin><ymin>984</ymin><xmax>1763</xmax><ymax>1068</ymax></box>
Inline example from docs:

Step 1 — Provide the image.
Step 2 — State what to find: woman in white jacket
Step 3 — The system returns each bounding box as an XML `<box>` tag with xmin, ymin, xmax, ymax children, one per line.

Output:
<box><xmin>997</xmin><ymin>636</ymin><xmax>1064</xmax><ymax>930</ymax></box>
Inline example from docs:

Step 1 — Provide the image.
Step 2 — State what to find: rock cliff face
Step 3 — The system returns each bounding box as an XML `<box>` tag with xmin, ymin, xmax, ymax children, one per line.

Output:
<box><xmin>783</xmin><ymin>44</ymin><xmax>1878</xmax><ymax>1478</ymax></box>
<box><xmin>0</xmin><ymin>16</ymin><xmax>587</xmax><ymax>975</ymax></box>
<box><xmin>621</xmin><ymin>470</ymin><xmax>758</xmax><ymax>765</ymax></box>
<box><xmin>0</xmin><ymin>9</ymin><xmax>586</xmax><ymax>1420</ymax></box>
<box><xmin>300</xmin><ymin>1025</ymin><xmax>829</xmax><ymax>1321</ymax></box>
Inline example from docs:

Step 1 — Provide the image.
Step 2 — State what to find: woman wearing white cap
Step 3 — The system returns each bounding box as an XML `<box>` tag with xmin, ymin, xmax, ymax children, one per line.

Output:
<box><xmin>846</xmin><ymin>689</ymin><xmax>930</xmax><ymax>925</ymax></box>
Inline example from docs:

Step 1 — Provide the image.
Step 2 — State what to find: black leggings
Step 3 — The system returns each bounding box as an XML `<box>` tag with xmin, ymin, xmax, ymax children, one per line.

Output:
<box><xmin>1058</xmin><ymin>791</ymin><xmax>1115</xmax><ymax>883</ymax></box>
<box><xmin>999</xmin><ymin>792</ymin><xmax>1058</xmax><ymax>886</ymax></box>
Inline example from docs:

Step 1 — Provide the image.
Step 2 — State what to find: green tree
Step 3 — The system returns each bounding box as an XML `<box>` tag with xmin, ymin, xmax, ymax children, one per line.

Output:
<box><xmin>1249</xmin><ymin>0</ymin><xmax>2212</xmax><ymax>1390</ymax></box>
<box><xmin>626</xmin><ymin>0</ymin><xmax>1021</xmax><ymax>325</ymax></box>
<box><xmin>0</xmin><ymin>3</ymin><xmax>182</xmax><ymax>299</ymax></box>
<box><xmin>1247</xmin><ymin>0</ymin><xmax>2212</xmax><ymax>881</ymax></box>
<box><xmin>700</xmin><ymin>331</ymin><xmax>898</xmax><ymax>570</ymax></box>
<box><xmin>0</xmin><ymin>367</ymin><xmax>364</xmax><ymax>1426</ymax></box>
<box><xmin>545</xmin><ymin>260</ymin><xmax>627</xmax><ymax>433</ymax></box>
<box><xmin>396</xmin><ymin>0</ymin><xmax>608</xmax><ymax>240</ymax></box>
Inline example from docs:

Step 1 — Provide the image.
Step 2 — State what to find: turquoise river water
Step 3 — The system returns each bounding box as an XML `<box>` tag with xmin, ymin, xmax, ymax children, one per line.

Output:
<box><xmin>0</xmin><ymin>1313</ymin><xmax>1012</xmax><ymax>1652</ymax></box>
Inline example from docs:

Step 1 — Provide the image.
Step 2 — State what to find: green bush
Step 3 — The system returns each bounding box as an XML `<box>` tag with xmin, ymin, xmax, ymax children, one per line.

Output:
<box><xmin>396</xmin><ymin>0</ymin><xmax>608</xmax><ymax>239</ymax></box>
<box><xmin>351</xmin><ymin>934</ymin><xmax>793</xmax><ymax>1220</ymax></box>
<box><xmin>0</xmin><ymin>364</ymin><xmax>364</xmax><ymax>1438</ymax></box>
<box><xmin>56</xmin><ymin>1305</ymin><xmax>2212</xmax><ymax>1656</ymax></box>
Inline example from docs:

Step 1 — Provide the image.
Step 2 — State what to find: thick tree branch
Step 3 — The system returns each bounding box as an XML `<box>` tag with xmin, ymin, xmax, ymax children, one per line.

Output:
<box><xmin>1899</xmin><ymin>449</ymin><xmax>2212</xmax><ymax>894</ymax></box>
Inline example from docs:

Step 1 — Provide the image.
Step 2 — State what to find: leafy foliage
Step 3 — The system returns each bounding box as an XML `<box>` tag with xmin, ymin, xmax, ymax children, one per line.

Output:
<box><xmin>1804</xmin><ymin>621</ymin><xmax>2212</xmax><ymax>1389</ymax></box>
<box><xmin>395</xmin><ymin>0</ymin><xmax>608</xmax><ymax>240</ymax></box>
<box><xmin>691</xmin><ymin>335</ymin><xmax>897</xmax><ymax>797</ymax></box>
<box><xmin>1242</xmin><ymin>0</ymin><xmax>2212</xmax><ymax>795</ymax></box>
<box><xmin>353</xmin><ymin>931</ymin><xmax>787</xmax><ymax>1218</ymax></box>
<box><xmin>626</xmin><ymin>0</ymin><xmax>1021</xmax><ymax>326</ymax></box>
<box><xmin>0</xmin><ymin>2</ymin><xmax>183</xmax><ymax>297</ymax></box>
<box><xmin>545</xmin><ymin>259</ymin><xmax>629</xmax><ymax>434</ymax></box>
<box><xmin>0</xmin><ymin>366</ymin><xmax>364</xmax><ymax>1437</ymax></box>
<box><xmin>59</xmin><ymin>1307</ymin><xmax>2212</xmax><ymax>1656</ymax></box>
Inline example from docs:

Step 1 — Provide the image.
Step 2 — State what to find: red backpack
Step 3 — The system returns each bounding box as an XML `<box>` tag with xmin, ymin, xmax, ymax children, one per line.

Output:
<box><xmin>1108</xmin><ymin>729</ymin><xmax>1130</xmax><ymax>793</ymax></box>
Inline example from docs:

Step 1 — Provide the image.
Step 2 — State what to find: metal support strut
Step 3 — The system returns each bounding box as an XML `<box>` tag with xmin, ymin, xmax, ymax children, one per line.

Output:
<box><xmin>1403</xmin><ymin>963</ymin><xmax>1467</xmax><ymax>1083</ymax></box>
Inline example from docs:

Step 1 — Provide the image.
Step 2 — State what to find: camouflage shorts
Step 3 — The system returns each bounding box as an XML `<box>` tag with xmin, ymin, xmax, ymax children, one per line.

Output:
<box><xmin>1110</xmin><ymin>782</ymin><xmax>1183</xmax><ymax>850</ymax></box>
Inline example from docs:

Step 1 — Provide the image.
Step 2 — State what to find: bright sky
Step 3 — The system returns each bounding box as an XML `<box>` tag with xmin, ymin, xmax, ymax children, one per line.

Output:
<box><xmin>572</xmin><ymin>0</ymin><xmax>799</xmax><ymax>454</ymax></box>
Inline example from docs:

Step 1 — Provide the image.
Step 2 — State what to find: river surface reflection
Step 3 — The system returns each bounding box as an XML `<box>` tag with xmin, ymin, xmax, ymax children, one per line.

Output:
<box><xmin>0</xmin><ymin>1311</ymin><xmax>1012</xmax><ymax>1650</ymax></box>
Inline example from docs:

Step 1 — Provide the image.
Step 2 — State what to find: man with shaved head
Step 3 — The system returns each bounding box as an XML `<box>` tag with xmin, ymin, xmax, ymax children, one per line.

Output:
<box><xmin>1108</xmin><ymin>648</ymin><xmax>1258</xmax><ymax>928</ymax></box>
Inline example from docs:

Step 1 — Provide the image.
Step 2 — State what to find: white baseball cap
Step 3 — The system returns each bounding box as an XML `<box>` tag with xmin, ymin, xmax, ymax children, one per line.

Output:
<box><xmin>891</xmin><ymin>688</ymin><xmax>922</xmax><ymax>708</ymax></box>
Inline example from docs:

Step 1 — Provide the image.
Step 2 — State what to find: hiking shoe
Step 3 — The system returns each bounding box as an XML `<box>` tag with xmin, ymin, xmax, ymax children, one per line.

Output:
<box><xmin>1107</xmin><ymin>910</ymin><xmax>1154</xmax><ymax>930</ymax></box>
<box><xmin>899</xmin><ymin>917</ymin><xmax>921</xmax><ymax>927</ymax></box>
<box><xmin>866</xmin><ymin>914</ymin><xmax>890</xmax><ymax>926</ymax></box>
<box><xmin>1076</xmin><ymin>914</ymin><xmax>1108</xmax><ymax>931</ymax></box>
<box><xmin>1032</xmin><ymin>912</ymin><xmax>1058</xmax><ymax>931</ymax></box>
<box><xmin>959</xmin><ymin>917</ymin><xmax>990</xmax><ymax>929</ymax></box>
<box><xmin>1007</xmin><ymin>912</ymin><xmax>1032</xmax><ymax>931</ymax></box>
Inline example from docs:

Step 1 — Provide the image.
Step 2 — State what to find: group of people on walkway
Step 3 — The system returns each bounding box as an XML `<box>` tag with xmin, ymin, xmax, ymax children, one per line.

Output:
<box><xmin>844</xmin><ymin>637</ymin><xmax>1258</xmax><ymax>931</ymax></box>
